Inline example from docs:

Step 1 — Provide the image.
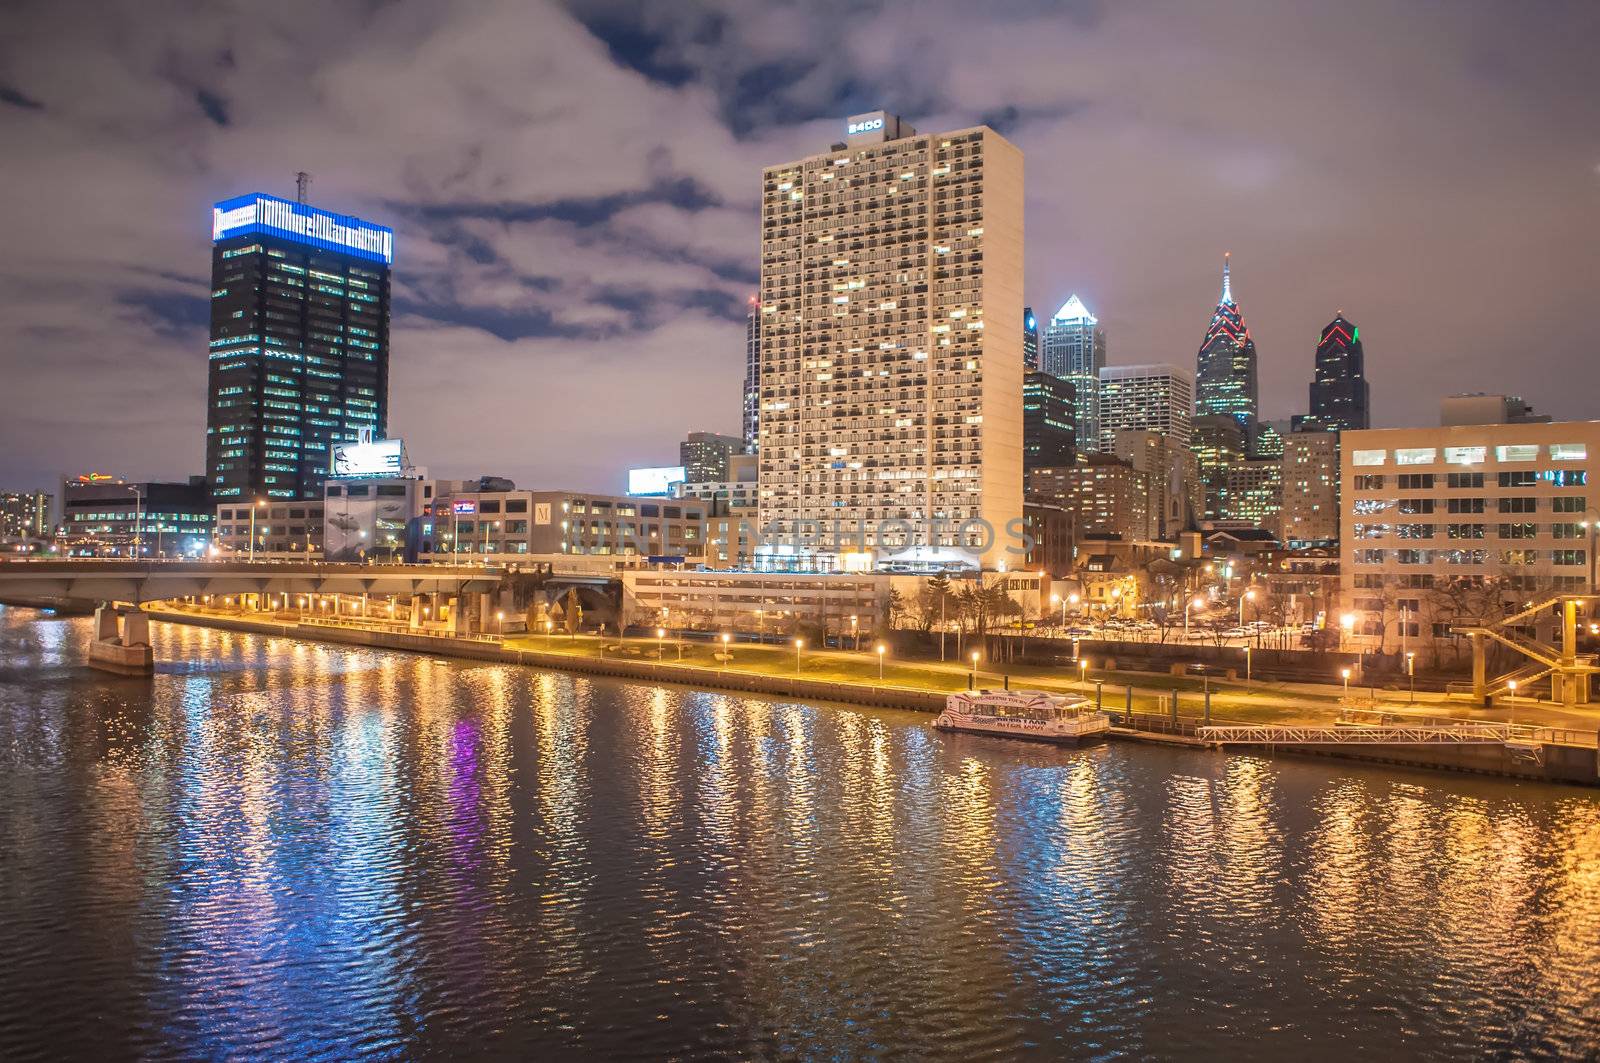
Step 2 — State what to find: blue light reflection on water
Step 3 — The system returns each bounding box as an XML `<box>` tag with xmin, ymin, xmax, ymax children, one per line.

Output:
<box><xmin>0</xmin><ymin>607</ymin><xmax>1597</xmax><ymax>1060</ymax></box>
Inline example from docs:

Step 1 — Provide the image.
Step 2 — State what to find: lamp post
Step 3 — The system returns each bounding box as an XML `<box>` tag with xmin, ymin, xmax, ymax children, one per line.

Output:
<box><xmin>720</xmin><ymin>632</ymin><xmax>731</xmax><ymax>670</ymax></box>
<box><xmin>657</xmin><ymin>626</ymin><xmax>666</xmax><ymax>660</ymax></box>
<box><xmin>1078</xmin><ymin>657</ymin><xmax>1089</xmax><ymax>687</ymax></box>
<box><xmin>1406</xmin><ymin>651</ymin><xmax>1416</xmax><ymax>704</ymax></box>
<box><xmin>850</xmin><ymin>614</ymin><xmax>859</xmax><ymax>651</ymax></box>
<box><xmin>1239</xmin><ymin>588</ymin><xmax>1255</xmax><ymax>628</ymax></box>
<box><xmin>876</xmin><ymin>642</ymin><xmax>886</xmax><ymax>681</ymax></box>
<box><xmin>544</xmin><ymin>618</ymin><xmax>554</xmax><ymax>649</ymax></box>
<box><xmin>1341</xmin><ymin>667</ymin><xmax>1351</xmax><ymax>701</ymax></box>
<box><xmin>970</xmin><ymin>650</ymin><xmax>981</xmax><ymax>688</ymax></box>
<box><xmin>1245</xmin><ymin>645</ymin><xmax>1252</xmax><ymax>684</ymax></box>
<box><xmin>1339</xmin><ymin>611</ymin><xmax>1356</xmax><ymax>652</ymax></box>
<box><xmin>795</xmin><ymin>637</ymin><xmax>804</xmax><ymax>674</ymax></box>
<box><xmin>1185</xmin><ymin>596</ymin><xmax>1204</xmax><ymax>638</ymax></box>
<box><xmin>126</xmin><ymin>485</ymin><xmax>144</xmax><ymax>558</ymax></box>
<box><xmin>756</xmin><ymin>608</ymin><xmax>765</xmax><ymax>645</ymax></box>
<box><xmin>248</xmin><ymin>498</ymin><xmax>264</xmax><ymax>563</ymax></box>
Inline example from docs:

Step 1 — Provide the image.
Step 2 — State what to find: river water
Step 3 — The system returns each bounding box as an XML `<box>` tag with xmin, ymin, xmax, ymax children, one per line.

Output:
<box><xmin>0</xmin><ymin>606</ymin><xmax>1596</xmax><ymax>1060</ymax></box>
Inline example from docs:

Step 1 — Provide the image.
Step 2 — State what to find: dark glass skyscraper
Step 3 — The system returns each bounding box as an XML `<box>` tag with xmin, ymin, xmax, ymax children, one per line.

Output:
<box><xmin>1023</xmin><ymin>371</ymin><xmax>1076</xmax><ymax>469</ymax></box>
<box><xmin>206</xmin><ymin>193</ymin><xmax>393</xmax><ymax>502</ymax></box>
<box><xmin>1301</xmin><ymin>313</ymin><xmax>1369</xmax><ymax>432</ymax></box>
<box><xmin>1022</xmin><ymin>306</ymin><xmax>1039</xmax><ymax>371</ymax></box>
<box><xmin>1193</xmin><ymin>254</ymin><xmax>1258</xmax><ymax>436</ymax></box>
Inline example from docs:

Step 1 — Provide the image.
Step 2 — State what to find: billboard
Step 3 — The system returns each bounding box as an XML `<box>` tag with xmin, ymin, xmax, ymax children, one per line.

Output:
<box><xmin>628</xmin><ymin>466</ymin><xmax>685</xmax><ymax>497</ymax></box>
<box><xmin>331</xmin><ymin>437</ymin><xmax>405</xmax><ymax>478</ymax></box>
<box><xmin>451</xmin><ymin>500</ymin><xmax>477</xmax><ymax>515</ymax></box>
<box><xmin>212</xmin><ymin>193</ymin><xmax>394</xmax><ymax>264</ymax></box>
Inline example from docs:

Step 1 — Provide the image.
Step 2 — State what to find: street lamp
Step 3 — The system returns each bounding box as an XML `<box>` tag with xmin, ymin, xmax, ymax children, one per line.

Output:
<box><xmin>970</xmin><ymin>650</ymin><xmax>981</xmax><ymax>687</ymax></box>
<box><xmin>1339</xmin><ymin>611</ymin><xmax>1356</xmax><ymax>651</ymax></box>
<box><xmin>850</xmin><ymin>614</ymin><xmax>859</xmax><ymax>651</ymax></box>
<box><xmin>876</xmin><ymin>642</ymin><xmax>886</xmax><ymax>680</ymax></box>
<box><xmin>1245</xmin><ymin>645</ymin><xmax>1252</xmax><ymax>684</ymax></box>
<box><xmin>545</xmin><ymin>618</ymin><xmax>554</xmax><ymax>648</ymax></box>
<box><xmin>247</xmin><ymin>499</ymin><xmax>264</xmax><ymax>563</ymax></box>
<box><xmin>126</xmin><ymin>485</ymin><xmax>144</xmax><ymax>558</ymax></box>
<box><xmin>1239</xmin><ymin>588</ymin><xmax>1255</xmax><ymax>627</ymax></box>
<box><xmin>720</xmin><ymin>632</ymin><xmax>731</xmax><ymax>670</ymax></box>
<box><xmin>1185</xmin><ymin>596</ymin><xmax>1204</xmax><ymax>638</ymax></box>
<box><xmin>1078</xmin><ymin>657</ymin><xmax>1089</xmax><ymax>685</ymax></box>
<box><xmin>657</xmin><ymin>626</ymin><xmax>666</xmax><ymax>659</ymax></box>
<box><xmin>1406</xmin><ymin>651</ymin><xmax>1416</xmax><ymax>704</ymax></box>
<box><xmin>1341</xmin><ymin>667</ymin><xmax>1351</xmax><ymax>700</ymax></box>
<box><xmin>795</xmin><ymin>637</ymin><xmax>805</xmax><ymax>674</ymax></box>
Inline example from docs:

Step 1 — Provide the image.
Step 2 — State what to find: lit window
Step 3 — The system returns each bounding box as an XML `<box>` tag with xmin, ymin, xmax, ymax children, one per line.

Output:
<box><xmin>1444</xmin><ymin>446</ymin><xmax>1485</xmax><ymax>465</ymax></box>
<box><xmin>1550</xmin><ymin>443</ymin><xmax>1587</xmax><ymax>461</ymax></box>
<box><xmin>1395</xmin><ymin>448</ymin><xmax>1436</xmax><ymax>465</ymax></box>
<box><xmin>1495</xmin><ymin>445</ymin><xmax>1539</xmax><ymax>462</ymax></box>
<box><xmin>1352</xmin><ymin>450</ymin><xmax>1386</xmax><ymax>467</ymax></box>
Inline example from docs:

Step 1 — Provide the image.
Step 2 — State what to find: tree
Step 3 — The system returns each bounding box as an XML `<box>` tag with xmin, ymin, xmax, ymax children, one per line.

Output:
<box><xmin>564</xmin><ymin>587</ymin><xmax>582</xmax><ymax>635</ymax></box>
<box><xmin>885</xmin><ymin>587</ymin><xmax>907</xmax><ymax>631</ymax></box>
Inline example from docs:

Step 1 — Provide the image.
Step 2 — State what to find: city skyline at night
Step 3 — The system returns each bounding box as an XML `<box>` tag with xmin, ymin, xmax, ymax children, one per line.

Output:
<box><xmin>2</xmin><ymin>1</ymin><xmax>1598</xmax><ymax>493</ymax></box>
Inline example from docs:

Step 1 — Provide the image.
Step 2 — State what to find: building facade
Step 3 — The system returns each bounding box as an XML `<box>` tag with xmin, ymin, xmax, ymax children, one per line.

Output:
<box><xmin>214</xmin><ymin>497</ymin><xmax>327</xmax><ymax>559</ymax></box>
<box><xmin>743</xmin><ymin>296</ymin><xmax>761</xmax><ymax>452</ymax></box>
<box><xmin>1110</xmin><ymin>429</ymin><xmax>1198</xmax><ymax>540</ymax></box>
<box><xmin>1022</xmin><ymin>306</ymin><xmax>1039</xmax><ymax>372</ymax></box>
<box><xmin>1027</xmin><ymin>456</ymin><xmax>1153</xmax><ymax>542</ymax></box>
<box><xmin>1192</xmin><ymin>413</ymin><xmax>1250</xmax><ymax>520</ymax></box>
<box><xmin>1098</xmin><ymin>363</ymin><xmax>1194</xmax><ymax>450</ymax></box>
<box><xmin>1223</xmin><ymin>457</ymin><xmax>1283</xmax><ymax>534</ymax></box>
<box><xmin>61</xmin><ymin>476</ymin><xmax>213</xmax><ymax>557</ymax></box>
<box><xmin>680</xmin><ymin>431</ymin><xmax>744</xmax><ymax>484</ymax></box>
<box><xmin>1041</xmin><ymin>294</ymin><xmax>1106</xmax><ymax>455</ymax></box>
<box><xmin>1340</xmin><ymin>420</ymin><xmax>1600</xmax><ymax>655</ymax></box>
<box><xmin>1280</xmin><ymin>430</ymin><xmax>1339</xmax><ymax>548</ymax></box>
<box><xmin>1193</xmin><ymin>254</ymin><xmax>1258</xmax><ymax>437</ymax></box>
<box><xmin>757</xmin><ymin>113</ymin><xmax>1024</xmax><ymax>569</ymax></box>
<box><xmin>419</xmin><ymin>487</ymin><xmax>710</xmax><ymax>567</ymax></box>
<box><xmin>0</xmin><ymin>491</ymin><xmax>51</xmax><ymax>541</ymax></box>
<box><xmin>1023</xmin><ymin>371</ymin><xmax>1076</xmax><ymax>469</ymax></box>
<box><xmin>206</xmin><ymin>192</ymin><xmax>393</xmax><ymax>502</ymax></box>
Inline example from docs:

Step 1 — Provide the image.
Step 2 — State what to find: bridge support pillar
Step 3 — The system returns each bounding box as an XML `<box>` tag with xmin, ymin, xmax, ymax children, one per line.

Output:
<box><xmin>88</xmin><ymin>604</ymin><xmax>154</xmax><ymax>676</ymax></box>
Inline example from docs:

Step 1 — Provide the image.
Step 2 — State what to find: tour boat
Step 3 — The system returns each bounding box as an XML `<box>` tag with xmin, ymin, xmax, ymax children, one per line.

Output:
<box><xmin>933</xmin><ymin>690</ymin><xmax>1110</xmax><ymax>745</ymax></box>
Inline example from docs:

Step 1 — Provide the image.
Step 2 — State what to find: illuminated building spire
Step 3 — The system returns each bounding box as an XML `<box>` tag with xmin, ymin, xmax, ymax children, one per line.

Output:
<box><xmin>1221</xmin><ymin>252</ymin><xmax>1232</xmax><ymax>305</ymax></box>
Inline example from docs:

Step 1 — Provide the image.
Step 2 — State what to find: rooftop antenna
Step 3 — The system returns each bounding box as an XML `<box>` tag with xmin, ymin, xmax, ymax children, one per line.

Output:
<box><xmin>295</xmin><ymin>171</ymin><xmax>311</xmax><ymax>204</ymax></box>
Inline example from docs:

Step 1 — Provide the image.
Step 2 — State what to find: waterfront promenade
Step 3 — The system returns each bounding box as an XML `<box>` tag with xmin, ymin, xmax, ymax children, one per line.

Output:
<box><xmin>152</xmin><ymin>602</ymin><xmax>1600</xmax><ymax>734</ymax></box>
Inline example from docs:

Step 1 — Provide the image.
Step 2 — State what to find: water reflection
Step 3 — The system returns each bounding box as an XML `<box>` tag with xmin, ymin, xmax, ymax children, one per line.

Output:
<box><xmin>0</xmin><ymin>606</ymin><xmax>1596</xmax><ymax>1060</ymax></box>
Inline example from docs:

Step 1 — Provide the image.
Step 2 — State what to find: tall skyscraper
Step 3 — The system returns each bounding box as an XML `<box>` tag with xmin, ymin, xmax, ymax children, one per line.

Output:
<box><xmin>1279</xmin><ymin>430</ymin><xmax>1338</xmax><ymax>547</ymax></box>
<box><xmin>1023</xmin><ymin>371</ymin><xmax>1076</xmax><ymax>469</ymax></box>
<box><xmin>1192</xmin><ymin>413</ymin><xmax>1249</xmax><ymax>520</ymax></box>
<box><xmin>1097</xmin><ymin>363</ymin><xmax>1194</xmax><ymax>449</ymax></box>
<box><xmin>206</xmin><ymin>192</ymin><xmax>393</xmax><ymax>501</ymax></box>
<box><xmin>1193</xmin><ymin>253</ymin><xmax>1258</xmax><ymax>436</ymax></box>
<box><xmin>742</xmin><ymin>295</ymin><xmax>761</xmax><ymax>451</ymax></box>
<box><xmin>1301</xmin><ymin>313</ymin><xmax>1370</xmax><ymax>432</ymax></box>
<box><xmin>757</xmin><ymin>112</ymin><xmax>1024</xmax><ymax>567</ymax></box>
<box><xmin>1022</xmin><ymin>306</ymin><xmax>1039</xmax><ymax>371</ymax></box>
<box><xmin>1042</xmin><ymin>295</ymin><xmax>1106</xmax><ymax>455</ymax></box>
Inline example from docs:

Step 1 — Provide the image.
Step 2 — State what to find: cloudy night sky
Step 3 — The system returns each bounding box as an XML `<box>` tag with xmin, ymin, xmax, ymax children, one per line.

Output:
<box><xmin>1</xmin><ymin>0</ymin><xmax>1597</xmax><ymax>494</ymax></box>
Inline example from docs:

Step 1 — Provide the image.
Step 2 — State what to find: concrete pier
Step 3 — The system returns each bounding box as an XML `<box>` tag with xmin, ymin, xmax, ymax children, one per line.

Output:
<box><xmin>87</xmin><ymin>604</ymin><xmax>154</xmax><ymax>676</ymax></box>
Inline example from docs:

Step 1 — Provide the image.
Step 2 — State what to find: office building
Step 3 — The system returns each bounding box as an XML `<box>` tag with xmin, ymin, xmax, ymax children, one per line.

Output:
<box><xmin>1293</xmin><ymin>314</ymin><xmax>1369</xmax><ymax>432</ymax></box>
<box><xmin>742</xmin><ymin>297</ymin><xmax>761</xmax><ymax>451</ymax></box>
<box><xmin>1280</xmin><ymin>430</ymin><xmax>1339</xmax><ymax>548</ymax></box>
<box><xmin>680</xmin><ymin>431</ymin><xmax>744</xmax><ymax>484</ymax></box>
<box><xmin>0</xmin><ymin>491</ymin><xmax>51</xmax><ymax>541</ymax></box>
<box><xmin>1042</xmin><ymin>294</ymin><xmax>1106</xmax><ymax>454</ymax></box>
<box><xmin>1193</xmin><ymin>253</ymin><xmax>1258</xmax><ymax>436</ymax></box>
<box><xmin>1028</xmin><ymin>456</ymin><xmax>1154</xmax><ymax>542</ymax></box>
<box><xmin>1340</xmin><ymin>420</ymin><xmax>1600</xmax><ymax>654</ymax></box>
<box><xmin>1223</xmin><ymin>457</ymin><xmax>1283</xmax><ymax>533</ymax></box>
<box><xmin>1023</xmin><ymin>371</ymin><xmax>1076</xmax><ymax>469</ymax></box>
<box><xmin>1440</xmin><ymin>394</ymin><xmax>1551</xmax><ymax>427</ymax></box>
<box><xmin>679</xmin><ymin>453</ymin><xmax>759</xmax><ymax>513</ymax></box>
<box><xmin>1192</xmin><ymin>413</ymin><xmax>1250</xmax><ymax>520</ymax></box>
<box><xmin>1097</xmin><ymin>363</ymin><xmax>1194</xmax><ymax>449</ymax></box>
<box><xmin>1023</xmin><ymin>499</ymin><xmax>1075</xmax><ymax>576</ymax></box>
<box><xmin>59</xmin><ymin>475</ymin><xmax>213</xmax><ymax>557</ymax></box>
<box><xmin>757</xmin><ymin>112</ymin><xmax>1024</xmax><ymax>569</ymax></box>
<box><xmin>1022</xmin><ymin>306</ymin><xmax>1039</xmax><ymax>371</ymax></box>
<box><xmin>206</xmin><ymin>191</ymin><xmax>393</xmax><ymax>502</ymax></box>
<box><xmin>214</xmin><ymin>497</ymin><xmax>327</xmax><ymax>559</ymax></box>
<box><xmin>1110</xmin><ymin>429</ymin><xmax>1198</xmax><ymax>539</ymax></box>
<box><xmin>419</xmin><ymin>485</ymin><xmax>711</xmax><ymax>569</ymax></box>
